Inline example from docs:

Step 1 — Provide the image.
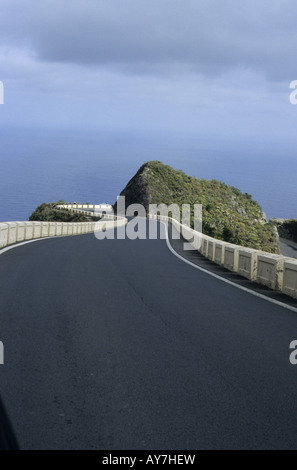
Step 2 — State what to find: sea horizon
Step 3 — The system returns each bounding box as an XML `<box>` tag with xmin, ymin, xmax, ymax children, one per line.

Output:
<box><xmin>0</xmin><ymin>127</ymin><xmax>296</xmax><ymax>223</ymax></box>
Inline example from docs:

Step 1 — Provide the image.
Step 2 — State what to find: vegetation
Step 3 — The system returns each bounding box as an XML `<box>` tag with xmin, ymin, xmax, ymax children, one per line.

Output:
<box><xmin>29</xmin><ymin>202</ymin><xmax>101</xmax><ymax>222</ymax></box>
<box><xmin>271</xmin><ymin>219</ymin><xmax>297</xmax><ymax>243</ymax></box>
<box><xmin>117</xmin><ymin>161</ymin><xmax>279</xmax><ymax>253</ymax></box>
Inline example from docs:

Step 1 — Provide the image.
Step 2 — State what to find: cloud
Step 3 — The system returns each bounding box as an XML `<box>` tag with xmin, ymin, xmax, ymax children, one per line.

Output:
<box><xmin>0</xmin><ymin>0</ymin><xmax>295</xmax><ymax>149</ymax></box>
<box><xmin>0</xmin><ymin>0</ymin><xmax>296</xmax><ymax>81</ymax></box>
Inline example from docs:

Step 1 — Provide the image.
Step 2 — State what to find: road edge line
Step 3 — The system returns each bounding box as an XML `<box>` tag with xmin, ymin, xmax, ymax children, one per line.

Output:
<box><xmin>162</xmin><ymin>221</ymin><xmax>297</xmax><ymax>314</ymax></box>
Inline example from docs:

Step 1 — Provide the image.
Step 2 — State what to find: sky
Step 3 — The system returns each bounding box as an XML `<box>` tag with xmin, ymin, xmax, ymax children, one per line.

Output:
<box><xmin>1</xmin><ymin>0</ymin><xmax>297</xmax><ymax>220</ymax></box>
<box><xmin>0</xmin><ymin>0</ymin><xmax>296</xmax><ymax>140</ymax></box>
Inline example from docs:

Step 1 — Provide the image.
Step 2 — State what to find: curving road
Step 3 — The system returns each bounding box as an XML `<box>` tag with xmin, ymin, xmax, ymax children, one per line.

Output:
<box><xmin>1</xmin><ymin>221</ymin><xmax>297</xmax><ymax>449</ymax></box>
<box><xmin>280</xmin><ymin>237</ymin><xmax>297</xmax><ymax>259</ymax></box>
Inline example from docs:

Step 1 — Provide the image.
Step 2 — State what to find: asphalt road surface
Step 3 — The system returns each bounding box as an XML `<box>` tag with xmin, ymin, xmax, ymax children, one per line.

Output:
<box><xmin>1</xmin><ymin>221</ymin><xmax>297</xmax><ymax>450</ymax></box>
<box><xmin>280</xmin><ymin>237</ymin><xmax>297</xmax><ymax>259</ymax></box>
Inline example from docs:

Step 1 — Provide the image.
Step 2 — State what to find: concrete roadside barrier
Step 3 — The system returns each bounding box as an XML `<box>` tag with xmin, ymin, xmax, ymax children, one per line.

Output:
<box><xmin>41</xmin><ymin>222</ymin><xmax>49</xmax><ymax>238</ymax></box>
<box><xmin>207</xmin><ymin>240</ymin><xmax>215</xmax><ymax>262</ymax></box>
<box><xmin>224</xmin><ymin>244</ymin><xmax>239</xmax><ymax>272</ymax></box>
<box><xmin>67</xmin><ymin>223</ymin><xmax>73</xmax><ymax>236</ymax></box>
<box><xmin>6</xmin><ymin>222</ymin><xmax>18</xmax><ymax>245</ymax></box>
<box><xmin>193</xmin><ymin>232</ymin><xmax>202</xmax><ymax>250</ymax></box>
<box><xmin>0</xmin><ymin>207</ymin><xmax>127</xmax><ymax>255</ymax></box>
<box><xmin>282</xmin><ymin>260</ymin><xmax>297</xmax><ymax>299</ymax></box>
<box><xmin>0</xmin><ymin>224</ymin><xmax>8</xmax><ymax>249</ymax></box>
<box><xmin>238</xmin><ymin>248</ymin><xmax>259</xmax><ymax>281</ymax></box>
<box><xmin>49</xmin><ymin>223</ymin><xmax>56</xmax><ymax>237</ymax></box>
<box><xmin>257</xmin><ymin>253</ymin><xmax>287</xmax><ymax>290</ymax></box>
<box><xmin>72</xmin><ymin>223</ymin><xmax>78</xmax><ymax>235</ymax></box>
<box><xmin>214</xmin><ymin>241</ymin><xmax>225</xmax><ymax>265</ymax></box>
<box><xmin>24</xmin><ymin>222</ymin><xmax>33</xmax><ymax>240</ymax></box>
<box><xmin>16</xmin><ymin>222</ymin><xmax>25</xmax><ymax>242</ymax></box>
<box><xmin>55</xmin><ymin>223</ymin><xmax>62</xmax><ymax>236</ymax></box>
<box><xmin>202</xmin><ymin>237</ymin><xmax>209</xmax><ymax>258</ymax></box>
<box><xmin>33</xmin><ymin>222</ymin><xmax>42</xmax><ymax>239</ymax></box>
<box><xmin>62</xmin><ymin>223</ymin><xmax>68</xmax><ymax>236</ymax></box>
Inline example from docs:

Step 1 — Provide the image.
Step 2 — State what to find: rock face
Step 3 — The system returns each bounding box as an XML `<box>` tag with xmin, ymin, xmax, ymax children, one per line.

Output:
<box><xmin>115</xmin><ymin>164</ymin><xmax>152</xmax><ymax>211</ymax></box>
<box><xmin>271</xmin><ymin>219</ymin><xmax>297</xmax><ymax>243</ymax></box>
<box><xmin>115</xmin><ymin>161</ymin><xmax>279</xmax><ymax>253</ymax></box>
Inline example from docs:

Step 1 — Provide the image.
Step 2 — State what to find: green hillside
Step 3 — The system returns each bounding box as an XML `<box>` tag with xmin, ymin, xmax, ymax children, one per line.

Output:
<box><xmin>29</xmin><ymin>202</ymin><xmax>101</xmax><ymax>222</ymax></box>
<box><xmin>117</xmin><ymin>161</ymin><xmax>279</xmax><ymax>253</ymax></box>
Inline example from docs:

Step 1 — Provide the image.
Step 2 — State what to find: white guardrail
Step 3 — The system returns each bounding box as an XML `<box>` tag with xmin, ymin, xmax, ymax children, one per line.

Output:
<box><xmin>0</xmin><ymin>207</ymin><xmax>127</xmax><ymax>251</ymax></box>
<box><xmin>149</xmin><ymin>214</ymin><xmax>297</xmax><ymax>301</ymax></box>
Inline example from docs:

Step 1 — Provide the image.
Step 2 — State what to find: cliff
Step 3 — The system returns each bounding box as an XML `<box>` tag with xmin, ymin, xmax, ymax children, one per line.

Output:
<box><xmin>115</xmin><ymin>161</ymin><xmax>279</xmax><ymax>253</ymax></box>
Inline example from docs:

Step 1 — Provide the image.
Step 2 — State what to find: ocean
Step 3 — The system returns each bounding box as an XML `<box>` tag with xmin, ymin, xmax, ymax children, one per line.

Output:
<box><xmin>0</xmin><ymin>127</ymin><xmax>296</xmax><ymax>222</ymax></box>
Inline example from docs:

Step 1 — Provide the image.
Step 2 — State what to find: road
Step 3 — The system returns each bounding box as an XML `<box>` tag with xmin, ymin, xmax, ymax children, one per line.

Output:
<box><xmin>280</xmin><ymin>237</ymin><xmax>297</xmax><ymax>259</ymax></box>
<box><xmin>0</xmin><ymin>221</ymin><xmax>297</xmax><ymax>449</ymax></box>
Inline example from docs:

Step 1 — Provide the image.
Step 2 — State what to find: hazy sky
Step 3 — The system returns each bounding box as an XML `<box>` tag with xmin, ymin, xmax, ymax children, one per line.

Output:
<box><xmin>0</xmin><ymin>0</ymin><xmax>296</xmax><ymax>147</ymax></box>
